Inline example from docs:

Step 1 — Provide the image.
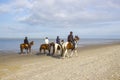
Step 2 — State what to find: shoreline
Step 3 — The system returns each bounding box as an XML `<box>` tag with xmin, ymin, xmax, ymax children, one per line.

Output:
<box><xmin>0</xmin><ymin>39</ymin><xmax>120</xmax><ymax>52</ymax></box>
<box><xmin>0</xmin><ymin>42</ymin><xmax>120</xmax><ymax>80</ymax></box>
<box><xmin>0</xmin><ymin>41</ymin><xmax>120</xmax><ymax>54</ymax></box>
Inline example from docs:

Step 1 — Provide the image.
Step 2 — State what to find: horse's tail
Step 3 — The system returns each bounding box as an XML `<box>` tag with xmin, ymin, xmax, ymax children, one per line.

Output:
<box><xmin>39</xmin><ymin>45</ymin><xmax>42</xmax><ymax>53</ymax></box>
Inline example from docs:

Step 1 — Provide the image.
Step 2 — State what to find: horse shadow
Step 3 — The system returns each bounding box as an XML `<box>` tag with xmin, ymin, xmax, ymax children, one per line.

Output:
<box><xmin>18</xmin><ymin>52</ymin><xmax>29</xmax><ymax>55</ymax></box>
<box><xmin>35</xmin><ymin>52</ymin><xmax>51</xmax><ymax>56</ymax></box>
<box><xmin>35</xmin><ymin>52</ymin><xmax>61</xmax><ymax>59</ymax></box>
<box><xmin>51</xmin><ymin>55</ymin><xmax>61</xmax><ymax>59</ymax></box>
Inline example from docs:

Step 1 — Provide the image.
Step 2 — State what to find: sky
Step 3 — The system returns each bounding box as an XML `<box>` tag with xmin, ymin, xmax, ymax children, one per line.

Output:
<box><xmin>0</xmin><ymin>0</ymin><xmax>120</xmax><ymax>39</ymax></box>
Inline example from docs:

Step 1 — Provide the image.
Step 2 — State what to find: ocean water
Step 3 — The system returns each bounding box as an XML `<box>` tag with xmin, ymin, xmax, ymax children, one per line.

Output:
<box><xmin>0</xmin><ymin>38</ymin><xmax>119</xmax><ymax>52</ymax></box>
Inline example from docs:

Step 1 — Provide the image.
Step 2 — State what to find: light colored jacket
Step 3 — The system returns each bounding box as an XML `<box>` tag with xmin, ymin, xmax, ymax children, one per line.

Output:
<box><xmin>45</xmin><ymin>39</ymin><xmax>49</xmax><ymax>44</ymax></box>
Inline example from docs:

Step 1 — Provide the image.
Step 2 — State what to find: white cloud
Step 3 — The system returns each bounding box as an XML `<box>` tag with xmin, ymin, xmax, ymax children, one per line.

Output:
<box><xmin>18</xmin><ymin>0</ymin><xmax>120</xmax><ymax>25</ymax></box>
<box><xmin>0</xmin><ymin>0</ymin><xmax>120</xmax><ymax>24</ymax></box>
<box><xmin>0</xmin><ymin>0</ymin><xmax>120</xmax><ymax>38</ymax></box>
<box><xmin>0</xmin><ymin>0</ymin><xmax>33</xmax><ymax>14</ymax></box>
<box><xmin>0</xmin><ymin>4</ymin><xmax>11</xmax><ymax>13</ymax></box>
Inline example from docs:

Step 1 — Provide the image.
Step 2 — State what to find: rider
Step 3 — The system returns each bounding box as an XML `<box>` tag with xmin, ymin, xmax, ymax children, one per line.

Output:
<box><xmin>67</xmin><ymin>31</ymin><xmax>75</xmax><ymax>49</ymax></box>
<box><xmin>24</xmin><ymin>37</ymin><xmax>29</xmax><ymax>46</ymax></box>
<box><xmin>56</xmin><ymin>36</ymin><xmax>60</xmax><ymax>44</ymax></box>
<box><xmin>45</xmin><ymin>37</ymin><xmax>49</xmax><ymax>44</ymax></box>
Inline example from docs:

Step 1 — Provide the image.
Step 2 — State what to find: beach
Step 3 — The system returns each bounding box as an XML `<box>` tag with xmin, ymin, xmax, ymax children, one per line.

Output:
<box><xmin>0</xmin><ymin>43</ymin><xmax>120</xmax><ymax>80</ymax></box>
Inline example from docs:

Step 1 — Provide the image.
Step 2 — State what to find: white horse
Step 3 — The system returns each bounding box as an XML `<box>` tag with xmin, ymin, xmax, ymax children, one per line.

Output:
<box><xmin>52</xmin><ymin>43</ymin><xmax>63</xmax><ymax>56</ymax></box>
<box><xmin>62</xmin><ymin>36</ymin><xmax>79</xmax><ymax>58</ymax></box>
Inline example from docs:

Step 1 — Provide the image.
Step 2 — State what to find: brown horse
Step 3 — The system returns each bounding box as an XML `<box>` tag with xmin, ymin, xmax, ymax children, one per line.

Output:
<box><xmin>62</xmin><ymin>36</ymin><xmax>80</xmax><ymax>58</ymax></box>
<box><xmin>39</xmin><ymin>42</ymin><xmax>55</xmax><ymax>55</ymax></box>
<box><xmin>20</xmin><ymin>41</ymin><xmax>34</xmax><ymax>54</ymax></box>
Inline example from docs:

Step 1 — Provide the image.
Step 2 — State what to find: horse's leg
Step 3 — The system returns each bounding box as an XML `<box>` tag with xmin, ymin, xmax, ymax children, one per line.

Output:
<box><xmin>20</xmin><ymin>48</ymin><xmax>23</xmax><ymax>54</ymax></box>
<box><xmin>29</xmin><ymin>47</ymin><xmax>32</xmax><ymax>54</ymax></box>
<box><xmin>48</xmin><ymin>48</ymin><xmax>50</xmax><ymax>56</ymax></box>
<box><xmin>59</xmin><ymin>45</ymin><xmax>63</xmax><ymax>56</ymax></box>
<box><xmin>26</xmin><ymin>49</ymin><xmax>28</xmax><ymax>54</ymax></box>
<box><xmin>70</xmin><ymin>50</ymin><xmax>74</xmax><ymax>57</ymax></box>
<box><xmin>57</xmin><ymin>45</ymin><xmax>61</xmax><ymax>55</ymax></box>
<box><xmin>29</xmin><ymin>48</ymin><xmax>31</xmax><ymax>53</ymax></box>
<box><xmin>49</xmin><ymin>49</ymin><xmax>50</xmax><ymax>55</ymax></box>
<box><xmin>63</xmin><ymin>49</ymin><xmax>67</xmax><ymax>58</ymax></box>
<box><xmin>66</xmin><ymin>49</ymin><xmax>70</xmax><ymax>57</ymax></box>
<box><xmin>40</xmin><ymin>47</ymin><xmax>42</xmax><ymax>54</ymax></box>
<box><xmin>53</xmin><ymin>45</ymin><xmax>57</xmax><ymax>56</ymax></box>
<box><xmin>75</xmin><ymin>49</ymin><xmax>78</xmax><ymax>56</ymax></box>
<box><xmin>20</xmin><ymin>45</ymin><xmax>23</xmax><ymax>54</ymax></box>
<box><xmin>61</xmin><ymin>47</ymin><xmax>64</xmax><ymax>57</ymax></box>
<box><xmin>44</xmin><ymin>49</ymin><xmax>45</xmax><ymax>54</ymax></box>
<box><xmin>52</xmin><ymin>45</ymin><xmax>55</xmax><ymax>56</ymax></box>
<box><xmin>52</xmin><ymin>46</ymin><xmax>55</xmax><ymax>56</ymax></box>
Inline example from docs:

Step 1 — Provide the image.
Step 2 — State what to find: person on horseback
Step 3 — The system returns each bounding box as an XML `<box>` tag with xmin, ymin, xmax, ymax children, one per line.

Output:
<box><xmin>56</xmin><ymin>36</ymin><xmax>60</xmax><ymax>44</ymax></box>
<box><xmin>45</xmin><ymin>37</ymin><xmax>49</xmax><ymax>44</ymax></box>
<box><xmin>24</xmin><ymin>37</ymin><xmax>29</xmax><ymax>46</ymax></box>
<box><xmin>67</xmin><ymin>31</ymin><xmax>75</xmax><ymax>49</ymax></box>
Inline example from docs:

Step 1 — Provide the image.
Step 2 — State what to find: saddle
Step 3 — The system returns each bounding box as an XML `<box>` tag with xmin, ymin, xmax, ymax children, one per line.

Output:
<box><xmin>67</xmin><ymin>42</ymin><xmax>74</xmax><ymax>49</ymax></box>
<box><xmin>24</xmin><ymin>44</ymin><xmax>28</xmax><ymax>47</ymax></box>
<box><xmin>22</xmin><ymin>44</ymin><xmax>29</xmax><ymax>49</ymax></box>
<box><xmin>41</xmin><ymin>44</ymin><xmax>50</xmax><ymax>49</ymax></box>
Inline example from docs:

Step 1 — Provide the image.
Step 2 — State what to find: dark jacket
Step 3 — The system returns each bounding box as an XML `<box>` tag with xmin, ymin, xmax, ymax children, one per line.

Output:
<box><xmin>24</xmin><ymin>38</ymin><xmax>29</xmax><ymax>44</ymax></box>
<box><xmin>56</xmin><ymin>37</ymin><xmax>60</xmax><ymax>44</ymax></box>
<box><xmin>67</xmin><ymin>34</ymin><xmax>74</xmax><ymax>43</ymax></box>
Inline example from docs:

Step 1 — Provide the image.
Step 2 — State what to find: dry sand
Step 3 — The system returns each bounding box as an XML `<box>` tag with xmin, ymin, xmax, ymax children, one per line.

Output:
<box><xmin>0</xmin><ymin>43</ymin><xmax>120</xmax><ymax>80</ymax></box>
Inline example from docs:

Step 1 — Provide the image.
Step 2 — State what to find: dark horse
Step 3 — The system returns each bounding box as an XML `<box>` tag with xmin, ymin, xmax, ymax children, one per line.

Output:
<box><xmin>39</xmin><ymin>42</ymin><xmax>55</xmax><ymax>55</ymax></box>
<box><xmin>20</xmin><ymin>41</ymin><xmax>34</xmax><ymax>54</ymax></box>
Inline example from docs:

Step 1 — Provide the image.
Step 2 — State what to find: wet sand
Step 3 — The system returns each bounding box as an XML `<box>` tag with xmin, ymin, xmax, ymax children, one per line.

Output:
<box><xmin>0</xmin><ymin>43</ymin><xmax>120</xmax><ymax>80</ymax></box>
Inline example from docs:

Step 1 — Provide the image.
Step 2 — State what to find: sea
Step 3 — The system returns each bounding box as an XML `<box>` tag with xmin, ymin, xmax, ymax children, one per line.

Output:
<box><xmin>0</xmin><ymin>38</ymin><xmax>120</xmax><ymax>52</ymax></box>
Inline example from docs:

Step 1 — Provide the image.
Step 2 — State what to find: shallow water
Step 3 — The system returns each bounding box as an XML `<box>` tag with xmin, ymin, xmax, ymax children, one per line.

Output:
<box><xmin>0</xmin><ymin>38</ymin><xmax>119</xmax><ymax>52</ymax></box>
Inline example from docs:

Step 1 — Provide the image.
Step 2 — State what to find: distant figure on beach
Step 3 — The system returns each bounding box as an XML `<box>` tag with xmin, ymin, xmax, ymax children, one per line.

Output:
<box><xmin>56</xmin><ymin>36</ymin><xmax>60</xmax><ymax>44</ymax></box>
<box><xmin>45</xmin><ymin>37</ymin><xmax>49</xmax><ymax>44</ymax></box>
<box><xmin>24</xmin><ymin>37</ymin><xmax>29</xmax><ymax>45</ymax></box>
<box><xmin>67</xmin><ymin>31</ymin><xmax>75</xmax><ymax>49</ymax></box>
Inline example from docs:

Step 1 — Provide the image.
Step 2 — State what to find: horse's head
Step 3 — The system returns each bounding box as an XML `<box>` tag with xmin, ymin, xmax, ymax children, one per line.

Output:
<box><xmin>74</xmin><ymin>36</ymin><xmax>80</xmax><ymax>41</ymax></box>
<box><xmin>60</xmin><ymin>40</ymin><xmax>64</xmax><ymax>45</ymax></box>
<box><xmin>30</xmin><ymin>41</ymin><xmax>34</xmax><ymax>46</ymax></box>
<box><xmin>49</xmin><ymin>42</ymin><xmax>55</xmax><ymax>47</ymax></box>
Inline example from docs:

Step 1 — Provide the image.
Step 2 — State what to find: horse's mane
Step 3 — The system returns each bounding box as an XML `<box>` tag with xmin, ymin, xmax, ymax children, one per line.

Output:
<box><xmin>30</xmin><ymin>41</ymin><xmax>34</xmax><ymax>45</ymax></box>
<box><xmin>75</xmin><ymin>36</ymin><xmax>80</xmax><ymax>41</ymax></box>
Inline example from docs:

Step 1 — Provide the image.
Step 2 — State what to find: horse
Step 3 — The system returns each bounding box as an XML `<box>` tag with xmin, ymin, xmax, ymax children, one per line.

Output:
<box><xmin>39</xmin><ymin>42</ymin><xmax>55</xmax><ymax>55</ymax></box>
<box><xmin>20</xmin><ymin>41</ymin><xmax>34</xmax><ymax>54</ymax></box>
<box><xmin>52</xmin><ymin>43</ymin><xmax>63</xmax><ymax>56</ymax></box>
<box><xmin>62</xmin><ymin>36</ymin><xmax>80</xmax><ymax>58</ymax></box>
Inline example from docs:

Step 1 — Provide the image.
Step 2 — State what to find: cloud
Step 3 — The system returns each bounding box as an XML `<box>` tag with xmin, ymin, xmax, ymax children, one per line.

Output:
<box><xmin>0</xmin><ymin>3</ymin><xmax>11</xmax><ymax>13</ymax></box>
<box><xmin>0</xmin><ymin>0</ymin><xmax>120</xmax><ymax>24</ymax></box>
<box><xmin>0</xmin><ymin>0</ymin><xmax>33</xmax><ymax>14</ymax></box>
<box><xmin>16</xmin><ymin>0</ymin><xmax>120</xmax><ymax>26</ymax></box>
<box><xmin>0</xmin><ymin>0</ymin><xmax>120</xmax><ymax>38</ymax></box>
